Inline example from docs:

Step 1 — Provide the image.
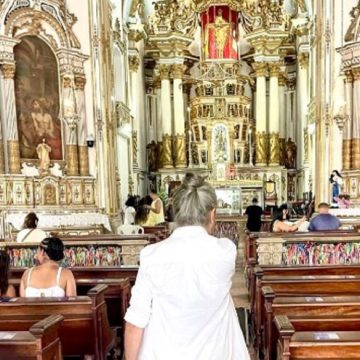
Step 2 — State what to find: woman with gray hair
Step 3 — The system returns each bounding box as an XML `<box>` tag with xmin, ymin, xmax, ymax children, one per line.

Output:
<box><xmin>124</xmin><ymin>173</ymin><xmax>249</xmax><ymax>360</ymax></box>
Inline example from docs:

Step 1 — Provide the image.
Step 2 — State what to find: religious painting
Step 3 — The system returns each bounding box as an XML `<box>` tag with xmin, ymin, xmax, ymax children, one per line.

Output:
<box><xmin>14</xmin><ymin>36</ymin><xmax>63</xmax><ymax>160</ymax></box>
<box><xmin>201</xmin><ymin>5</ymin><xmax>238</xmax><ymax>60</ymax></box>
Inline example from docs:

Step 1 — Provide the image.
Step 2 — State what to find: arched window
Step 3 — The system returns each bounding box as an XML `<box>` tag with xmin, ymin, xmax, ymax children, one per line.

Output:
<box><xmin>14</xmin><ymin>36</ymin><xmax>62</xmax><ymax>160</ymax></box>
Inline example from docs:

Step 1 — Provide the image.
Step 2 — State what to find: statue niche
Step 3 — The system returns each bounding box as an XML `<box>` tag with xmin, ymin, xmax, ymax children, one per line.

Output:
<box><xmin>14</xmin><ymin>36</ymin><xmax>63</xmax><ymax>161</ymax></box>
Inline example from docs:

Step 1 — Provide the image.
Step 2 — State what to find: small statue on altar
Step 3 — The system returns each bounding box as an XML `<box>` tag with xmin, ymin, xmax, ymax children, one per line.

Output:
<box><xmin>285</xmin><ymin>138</ymin><xmax>296</xmax><ymax>169</ymax></box>
<box><xmin>36</xmin><ymin>138</ymin><xmax>51</xmax><ymax>175</ymax></box>
<box><xmin>329</xmin><ymin>170</ymin><xmax>343</xmax><ymax>202</ymax></box>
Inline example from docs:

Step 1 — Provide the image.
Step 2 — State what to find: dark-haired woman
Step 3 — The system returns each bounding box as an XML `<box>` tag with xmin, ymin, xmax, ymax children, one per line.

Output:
<box><xmin>20</xmin><ymin>237</ymin><xmax>76</xmax><ymax>297</ymax></box>
<box><xmin>16</xmin><ymin>212</ymin><xmax>47</xmax><ymax>243</ymax></box>
<box><xmin>0</xmin><ymin>251</ymin><xmax>15</xmax><ymax>298</ymax></box>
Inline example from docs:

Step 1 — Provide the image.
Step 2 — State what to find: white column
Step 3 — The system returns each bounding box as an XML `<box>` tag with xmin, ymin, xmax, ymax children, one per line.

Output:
<box><xmin>253</xmin><ymin>62</ymin><xmax>267</xmax><ymax>166</ymax></box>
<box><xmin>343</xmin><ymin>71</ymin><xmax>353</xmax><ymax>170</ymax></box>
<box><xmin>279</xmin><ymin>73</ymin><xmax>286</xmax><ymax>166</ymax></box>
<box><xmin>155</xmin><ymin>82</ymin><xmax>162</xmax><ymax>143</ymax></box>
<box><xmin>0</xmin><ymin>63</ymin><xmax>20</xmax><ymax>174</ymax></box>
<box><xmin>298</xmin><ymin>53</ymin><xmax>309</xmax><ymax>169</ymax></box>
<box><xmin>159</xmin><ymin>64</ymin><xmax>173</xmax><ymax>168</ymax></box>
<box><xmin>129</xmin><ymin>55</ymin><xmax>140</xmax><ymax>169</ymax></box>
<box><xmin>352</xmin><ymin>69</ymin><xmax>360</xmax><ymax>169</ymax></box>
<box><xmin>172</xmin><ymin>64</ymin><xmax>186</xmax><ymax>168</ymax></box>
<box><xmin>75</xmin><ymin>76</ymin><xmax>89</xmax><ymax>176</ymax></box>
<box><xmin>269</xmin><ymin>63</ymin><xmax>280</xmax><ymax>166</ymax></box>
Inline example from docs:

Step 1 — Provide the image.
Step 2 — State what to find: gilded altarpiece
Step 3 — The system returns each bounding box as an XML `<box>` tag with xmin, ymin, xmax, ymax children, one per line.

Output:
<box><xmin>0</xmin><ymin>1</ymin><xmax>101</xmax><ymax>237</ymax></box>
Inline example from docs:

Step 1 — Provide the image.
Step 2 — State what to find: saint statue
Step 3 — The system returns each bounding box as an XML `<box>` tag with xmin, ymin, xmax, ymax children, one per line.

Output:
<box><xmin>36</xmin><ymin>138</ymin><xmax>51</xmax><ymax>175</ymax></box>
<box><xmin>285</xmin><ymin>138</ymin><xmax>296</xmax><ymax>169</ymax></box>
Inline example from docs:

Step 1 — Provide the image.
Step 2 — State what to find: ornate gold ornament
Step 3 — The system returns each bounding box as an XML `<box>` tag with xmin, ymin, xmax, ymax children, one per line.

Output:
<box><xmin>255</xmin><ymin>131</ymin><xmax>268</xmax><ymax>165</ymax></box>
<box><xmin>78</xmin><ymin>146</ymin><xmax>89</xmax><ymax>176</ymax></box>
<box><xmin>353</xmin><ymin>67</ymin><xmax>360</xmax><ymax>81</ymax></box>
<box><xmin>269</xmin><ymin>132</ymin><xmax>280</xmax><ymax>166</ymax></box>
<box><xmin>0</xmin><ymin>141</ymin><xmax>5</xmax><ymax>174</ymax></box>
<box><xmin>129</xmin><ymin>55</ymin><xmax>140</xmax><ymax>72</ymax></box>
<box><xmin>7</xmin><ymin>140</ymin><xmax>21</xmax><ymax>174</ymax></box>
<box><xmin>148</xmin><ymin>0</ymin><xmax>197</xmax><ymax>37</ymax></box>
<box><xmin>66</xmin><ymin>144</ymin><xmax>79</xmax><ymax>176</ymax></box>
<box><xmin>351</xmin><ymin>138</ymin><xmax>360</xmax><ymax>169</ymax></box>
<box><xmin>345</xmin><ymin>70</ymin><xmax>353</xmax><ymax>83</ymax></box>
<box><xmin>242</xmin><ymin>0</ymin><xmax>285</xmax><ymax>32</ymax></box>
<box><xmin>158</xmin><ymin>64</ymin><xmax>171</xmax><ymax>80</ymax></box>
<box><xmin>171</xmin><ymin>64</ymin><xmax>185</xmax><ymax>79</ymax></box>
<box><xmin>132</xmin><ymin>131</ymin><xmax>138</xmax><ymax>167</ymax></box>
<box><xmin>0</xmin><ymin>63</ymin><xmax>15</xmax><ymax>79</ymax></box>
<box><xmin>252</xmin><ymin>62</ymin><xmax>268</xmax><ymax>77</ymax></box>
<box><xmin>298</xmin><ymin>52</ymin><xmax>309</xmax><ymax>69</ymax></box>
<box><xmin>268</xmin><ymin>62</ymin><xmax>282</xmax><ymax>77</ymax></box>
<box><xmin>161</xmin><ymin>134</ymin><xmax>173</xmax><ymax>168</ymax></box>
<box><xmin>303</xmin><ymin>128</ymin><xmax>309</xmax><ymax>162</ymax></box>
<box><xmin>173</xmin><ymin>134</ymin><xmax>187</xmax><ymax>168</ymax></box>
<box><xmin>343</xmin><ymin>139</ymin><xmax>351</xmax><ymax>170</ymax></box>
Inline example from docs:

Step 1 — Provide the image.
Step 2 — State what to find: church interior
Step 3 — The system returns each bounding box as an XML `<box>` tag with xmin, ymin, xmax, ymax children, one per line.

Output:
<box><xmin>1</xmin><ymin>0</ymin><xmax>360</xmax><ymax>359</ymax></box>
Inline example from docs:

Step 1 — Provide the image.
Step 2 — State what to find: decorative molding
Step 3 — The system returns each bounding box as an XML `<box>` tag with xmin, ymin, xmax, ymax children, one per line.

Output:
<box><xmin>0</xmin><ymin>63</ymin><xmax>15</xmax><ymax>79</ymax></box>
<box><xmin>129</xmin><ymin>55</ymin><xmax>140</xmax><ymax>72</ymax></box>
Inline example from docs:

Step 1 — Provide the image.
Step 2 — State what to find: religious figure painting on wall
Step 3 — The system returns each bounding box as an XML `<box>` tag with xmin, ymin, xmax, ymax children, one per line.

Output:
<box><xmin>14</xmin><ymin>36</ymin><xmax>63</xmax><ymax>161</ymax></box>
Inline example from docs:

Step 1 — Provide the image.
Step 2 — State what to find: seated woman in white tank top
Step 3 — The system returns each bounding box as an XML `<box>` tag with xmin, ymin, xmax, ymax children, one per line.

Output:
<box><xmin>20</xmin><ymin>237</ymin><xmax>76</xmax><ymax>298</ymax></box>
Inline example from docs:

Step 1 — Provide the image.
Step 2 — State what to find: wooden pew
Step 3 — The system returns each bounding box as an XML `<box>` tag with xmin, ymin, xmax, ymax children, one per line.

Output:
<box><xmin>254</xmin><ymin>274</ymin><xmax>360</xmax><ymax>357</ymax></box>
<box><xmin>250</xmin><ymin>264</ymin><xmax>360</xmax><ymax>314</ymax></box>
<box><xmin>0</xmin><ymin>314</ymin><xmax>63</xmax><ymax>360</ymax></box>
<box><xmin>275</xmin><ymin>315</ymin><xmax>360</xmax><ymax>360</ymax></box>
<box><xmin>262</xmin><ymin>290</ymin><xmax>360</xmax><ymax>360</ymax></box>
<box><xmin>10</xmin><ymin>266</ymin><xmax>139</xmax><ymax>284</ymax></box>
<box><xmin>0</xmin><ymin>284</ymin><xmax>114</xmax><ymax>360</ymax></box>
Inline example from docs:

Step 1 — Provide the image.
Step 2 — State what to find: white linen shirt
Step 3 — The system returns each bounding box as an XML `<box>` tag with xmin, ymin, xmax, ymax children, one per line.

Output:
<box><xmin>124</xmin><ymin>225</ymin><xmax>250</xmax><ymax>360</ymax></box>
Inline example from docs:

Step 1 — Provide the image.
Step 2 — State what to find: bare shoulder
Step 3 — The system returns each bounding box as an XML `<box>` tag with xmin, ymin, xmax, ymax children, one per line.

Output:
<box><xmin>6</xmin><ymin>284</ymin><xmax>16</xmax><ymax>297</ymax></box>
<box><xmin>61</xmin><ymin>268</ymin><xmax>75</xmax><ymax>279</ymax></box>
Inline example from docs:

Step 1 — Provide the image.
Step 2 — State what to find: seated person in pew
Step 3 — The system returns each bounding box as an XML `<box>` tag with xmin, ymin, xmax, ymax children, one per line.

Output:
<box><xmin>20</xmin><ymin>237</ymin><xmax>76</xmax><ymax>297</ymax></box>
<box><xmin>0</xmin><ymin>250</ymin><xmax>15</xmax><ymax>298</ymax></box>
<box><xmin>16</xmin><ymin>212</ymin><xmax>47</xmax><ymax>243</ymax></box>
<box><xmin>124</xmin><ymin>173</ymin><xmax>250</xmax><ymax>360</ymax></box>
<box><xmin>308</xmin><ymin>202</ymin><xmax>341</xmax><ymax>231</ymax></box>
<box><xmin>272</xmin><ymin>206</ymin><xmax>308</xmax><ymax>232</ymax></box>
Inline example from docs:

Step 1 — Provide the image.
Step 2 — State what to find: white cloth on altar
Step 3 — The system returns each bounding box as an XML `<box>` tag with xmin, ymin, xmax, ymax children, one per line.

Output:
<box><xmin>125</xmin><ymin>225</ymin><xmax>250</xmax><ymax>360</ymax></box>
<box><xmin>6</xmin><ymin>212</ymin><xmax>112</xmax><ymax>231</ymax></box>
<box><xmin>329</xmin><ymin>208</ymin><xmax>360</xmax><ymax>217</ymax></box>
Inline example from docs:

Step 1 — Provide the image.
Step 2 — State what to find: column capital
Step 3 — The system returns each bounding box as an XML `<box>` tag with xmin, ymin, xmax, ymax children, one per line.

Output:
<box><xmin>153</xmin><ymin>77</ymin><xmax>161</xmax><ymax>89</ymax></box>
<box><xmin>252</xmin><ymin>62</ymin><xmax>268</xmax><ymax>77</ymax></box>
<box><xmin>278</xmin><ymin>72</ymin><xmax>287</xmax><ymax>86</ymax></box>
<box><xmin>0</xmin><ymin>63</ymin><xmax>15</xmax><ymax>79</ymax></box>
<box><xmin>171</xmin><ymin>64</ymin><xmax>185</xmax><ymax>79</ymax></box>
<box><xmin>268</xmin><ymin>62</ymin><xmax>282</xmax><ymax>77</ymax></box>
<box><xmin>158</xmin><ymin>64</ymin><xmax>171</xmax><ymax>80</ymax></box>
<box><xmin>353</xmin><ymin>67</ymin><xmax>360</xmax><ymax>81</ymax></box>
<box><xmin>345</xmin><ymin>70</ymin><xmax>353</xmax><ymax>83</ymax></box>
<box><xmin>298</xmin><ymin>52</ymin><xmax>309</xmax><ymax>69</ymax></box>
<box><xmin>129</xmin><ymin>55</ymin><xmax>140</xmax><ymax>72</ymax></box>
<box><xmin>75</xmin><ymin>76</ymin><xmax>86</xmax><ymax>90</ymax></box>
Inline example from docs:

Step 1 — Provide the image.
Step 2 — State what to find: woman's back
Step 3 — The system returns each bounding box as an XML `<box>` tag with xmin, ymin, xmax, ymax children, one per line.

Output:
<box><xmin>25</xmin><ymin>265</ymin><xmax>65</xmax><ymax>297</ymax></box>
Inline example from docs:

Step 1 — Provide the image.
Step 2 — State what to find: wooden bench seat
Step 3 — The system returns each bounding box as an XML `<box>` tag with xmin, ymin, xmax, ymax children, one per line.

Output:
<box><xmin>261</xmin><ymin>291</ymin><xmax>360</xmax><ymax>360</ymax></box>
<box><xmin>0</xmin><ymin>314</ymin><xmax>63</xmax><ymax>360</ymax></box>
<box><xmin>0</xmin><ymin>284</ymin><xmax>114</xmax><ymax>359</ymax></box>
<box><xmin>275</xmin><ymin>315</ymin><xmax>360</xmax><ymax>360</ymax></box>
